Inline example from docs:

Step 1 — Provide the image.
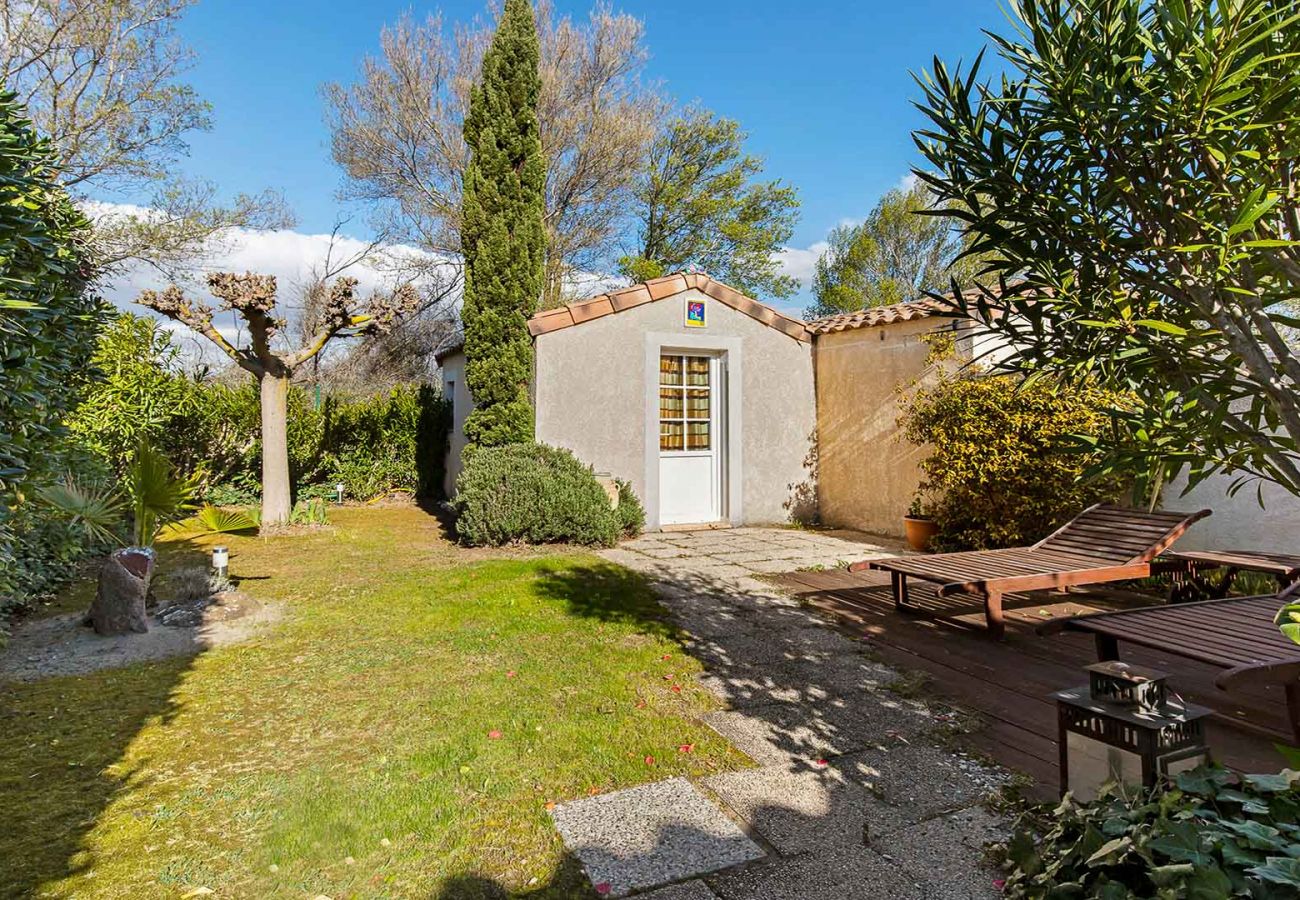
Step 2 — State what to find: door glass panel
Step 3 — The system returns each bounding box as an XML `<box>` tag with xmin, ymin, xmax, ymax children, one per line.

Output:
<box><xmin>686</xmin><ymin>421</ymin><xmax>710</xmax><ymax>451</ymax></box>
<box><xmin>660</xmin><ymin>421</ymin><xmax>684</xmax><ymax>451</ymax></box>
<box><xmin>659</xmin><ymin>387</ymin><xmax>683</xmax><ymax>419</ymax></box>
<box><xmin>685</xmin><ymin>357</ymin><xmax>710</xmax><ymax>386</ymax></box>
<box><xmin>660</xmin><ymin>354</ymin><xmax>712</xmax><ymax>453</ymax></box>
<box><xmin>685</xmin><ymin>388</ymin><xmax>710</xmax><ymax>420</ymax></box>
<box><xmin>659</xmin><ymin>355</ymin><xmax>683</xmax><ymax>386</ymax></box>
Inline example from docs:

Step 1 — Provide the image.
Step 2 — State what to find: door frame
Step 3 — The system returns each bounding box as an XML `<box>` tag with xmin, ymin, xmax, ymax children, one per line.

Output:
<box><xmin>643</xmin><ymin>332</ymin><xmax>744</xmax><ymax>530</ymax></box>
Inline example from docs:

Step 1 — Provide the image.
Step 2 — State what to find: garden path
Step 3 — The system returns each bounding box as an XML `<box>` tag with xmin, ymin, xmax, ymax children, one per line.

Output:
<box><xmin>548</xmin><ymin>527</ymin><xmax>1012</xmax><ymax>899</ymax></box>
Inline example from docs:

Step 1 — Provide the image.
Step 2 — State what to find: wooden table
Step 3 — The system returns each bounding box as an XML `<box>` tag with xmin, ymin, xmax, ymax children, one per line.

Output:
<box><xmin>1051</xmin><ymin>593</ymin><xmax>1300</xmax><ymax>743</ymax></box>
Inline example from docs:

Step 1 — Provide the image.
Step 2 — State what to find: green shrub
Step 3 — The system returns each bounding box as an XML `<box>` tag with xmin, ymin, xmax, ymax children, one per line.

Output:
<box><xmin>615</xmin><ymin>478</ymin><xmax>645</xmax><ymax>538</ymax></box>
<box><xmin>0</xmin><ymin>92</ymin><xmax>107</xmax><ymax>617</ymax></box>
<box><xmin>454</xmin><ymin>443</ymin><xmax>624</xmax><ymax>547</ymax></box>
<box><xmin>67</xmin><ymin>313</ymin><xmax>199</xmax><ymax>474</ymax></box>
<box><xmin>1003</xmin><ymin>766</ymin><xmax>1300</xmax><ymax>898</ymax></box>
<box><xmin>900</xmin><ymin>372</ymin><xmax>1125</xmax><ymax>550</ymax></box>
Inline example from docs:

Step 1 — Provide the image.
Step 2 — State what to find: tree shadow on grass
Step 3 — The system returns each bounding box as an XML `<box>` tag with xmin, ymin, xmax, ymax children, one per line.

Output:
<box><xmin>434</xmin><ymin>853</ymin><xmax>595</xmax><ymax>899</ymax></box>
<box><xmin>532</xmin><ymin>561</ymin><xmax>680</xmax><ymax>641</ymax></box>
<box><xmin>0</xmin><ymin>537</ymin><xmax>212</xmax><ymax>898</ymax></box>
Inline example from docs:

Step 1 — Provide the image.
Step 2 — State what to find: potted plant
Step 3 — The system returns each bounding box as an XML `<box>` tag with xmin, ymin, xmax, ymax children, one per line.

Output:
<box><xmin>903</xmin><ymin>491</ymin><xmax>939</xmax><ymax>552</ymax></box>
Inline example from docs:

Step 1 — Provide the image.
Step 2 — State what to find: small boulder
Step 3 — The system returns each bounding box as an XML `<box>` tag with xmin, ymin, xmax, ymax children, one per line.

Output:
<box><xmin>87</xmin><ymin>547</ymin><xmax>156</xmax><ymax>635</ymax></box>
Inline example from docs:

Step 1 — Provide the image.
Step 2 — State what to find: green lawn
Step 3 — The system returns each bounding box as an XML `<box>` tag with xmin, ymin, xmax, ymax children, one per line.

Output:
<box><xmin>0</xmin><ymin>507</ymin><xmax>747</xmax><ymax>898</ymax></box>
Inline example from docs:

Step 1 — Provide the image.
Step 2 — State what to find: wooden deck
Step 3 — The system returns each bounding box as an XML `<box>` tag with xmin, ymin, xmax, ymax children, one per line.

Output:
<box><xmin>771</xmin><ymin>568</ymin><xmax>1291</xmax><ymax>798</ymax></box>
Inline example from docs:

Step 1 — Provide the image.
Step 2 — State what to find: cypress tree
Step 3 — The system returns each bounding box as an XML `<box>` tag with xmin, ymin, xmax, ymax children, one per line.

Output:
<box><xmin>460</xmin><ymin>0</ymin><xmax>546</xmax><ymax>453</ymax></box>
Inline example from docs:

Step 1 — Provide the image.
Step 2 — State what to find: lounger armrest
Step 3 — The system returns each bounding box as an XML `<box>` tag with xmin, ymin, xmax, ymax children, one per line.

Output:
<box><xmin>1216</xmin><ymin>659</ymin><xmax>1300</xmax><ymax>690</ymax></box>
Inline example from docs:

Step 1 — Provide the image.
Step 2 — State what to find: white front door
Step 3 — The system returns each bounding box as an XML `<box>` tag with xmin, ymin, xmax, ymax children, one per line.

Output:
<box><xmin>658</xmin><ymin>353</ymin><xmax>724</xmax><ymax>525</ymax></box>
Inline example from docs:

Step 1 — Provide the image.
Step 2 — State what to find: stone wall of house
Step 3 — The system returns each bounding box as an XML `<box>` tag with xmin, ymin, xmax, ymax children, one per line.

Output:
<box><xmin>533</xmin><ymin>288</ymin><xmax>816</xmax><ymax>529</ymax></box>
<box><xmin>438</xmin><ymin>350</ymin><xmax>472</xmax><ymax>498</ymax></box>
<box><xmin>814</xmin><ymin>316</ymin><xmax>966</xmax><ymax>537</ymax></box>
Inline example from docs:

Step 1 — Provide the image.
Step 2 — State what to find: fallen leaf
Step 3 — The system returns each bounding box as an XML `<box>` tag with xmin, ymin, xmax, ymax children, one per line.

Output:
<box><xmin>661</xmin><ymin>654</ymin><xmax>672</xmax><ymax>660</ymax></box>
<box><xmin>545</xmin><ymin>801</ymin><xmax>557</xmax><ymax>811</ymax></box>
<box><xmin>488</xmin><ymin>730</ymin><xmax>502</xmax><ymax>740</ymax></box>
<box><xmin>645</xmin><ymin>755</ymin><xmax>655</xmax><ymax>766</ymax></box>
<box><xmin>670</xmin><ymin>685</ymin><xmax>682</xmax><ymax>693</ymax></box>
<box><xmin>634</xmin><ymin>700</ymin><xmax>647</xmax><ymax>709</ymax></box>
<box><xmin>506</xmin><ymin>670</ymin><xmax>517</xmax><ymax>678</ymax></box>
<box><xmin>678</xmin><ymin>744</ymin><xmax>695</xmax><ymax>753</ymax></box>
<box><xmin>815</xmin><ymin>759</ymin><xmax>828</xmax><ymax>767</ymax></box>
<box><xmin>595</xmin><ymin>884</ymin><xmax>612</xmax><ymax>896</ymax></box>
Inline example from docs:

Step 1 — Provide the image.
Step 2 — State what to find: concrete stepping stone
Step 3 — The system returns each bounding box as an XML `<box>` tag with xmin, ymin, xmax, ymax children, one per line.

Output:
<box><xmin>706</xmin><ymin>844</ymin><xmax>926</xmax><ymax>900</ymax></box>
<box><xmin>549</xmin><ymin>777</ymin><xmax>765</xmax><ymax>898</ymax></box>
<box><xmin>703</xmin><ymin>764</ymin><xmax>874</xmax><ymax>854</ymax></box>
<box><xmin>835</xmin><ymin>744</ymin><xmax>1006</xmax><ymax>839</ymax></box>
<box><xmin>878</xmin><ymin>807</ymin><xmax>1009</xmax><ymax>899</ymax></box>
<box><xmin>703</xmin><ymin>698</ymin><xmax>930</xmax><ymax>768</ymax></box>
<box><xmin>637</xmin><ymin>880</ymin><xmax>720</xmax><ymax>899</ymax></box>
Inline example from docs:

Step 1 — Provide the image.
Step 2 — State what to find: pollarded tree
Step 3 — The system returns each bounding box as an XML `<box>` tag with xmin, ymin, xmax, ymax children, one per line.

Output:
<box><xmin>915</xmin><ymin>0</ymin><xmax>1300</xmax><ymax>499</ymax></box>
<box><xmin>138</xmin><ymin>273</ymin><xmax>417</xmax><ymax>523</ymax></box>
<box><xmin>459</xmin><ymin>0</ymin><xmax>546</xmax><ymax>453</ymax></box>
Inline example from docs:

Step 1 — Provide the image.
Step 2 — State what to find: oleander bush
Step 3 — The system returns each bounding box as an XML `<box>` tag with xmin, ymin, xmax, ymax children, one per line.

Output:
<box><xmin>901</xmin><ymin>372</ymin><xmax>1126</xmax><ymax>550</ymax></box>
<box><xmin>615</xmin><ymin>478</ymin><xmax>646</xmax><ymax>538</ymax></box>
<box><xmin>0</xmin><ymin>92</ymin><xmax>107</xmax><ymax>620</ymax></box>
<box><xmin>1002</xmin><ymin>766</ymin><xmax>1300</xmax><ymax>898</ymax></box>
<box><xmin>454</xmin><ymin>443</ymin><xmax>639</xmax><ymax>547</ymax></box>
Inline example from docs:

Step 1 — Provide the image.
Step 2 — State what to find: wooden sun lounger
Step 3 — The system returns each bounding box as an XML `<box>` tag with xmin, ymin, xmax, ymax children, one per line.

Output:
<box><xmin>1049</xmin><ymin>584</ymin><xmax>1300</xmax><ymax>743</ymax></box>
<box><xmin>1162</xmin><ymin>549</ymin><xmax>1300</xmax><ymax>601</ymax></box>
<box><xmin>850</xmin><ymin>504</ymin><xmax>1211</xmax><ymax>639</ymax></box>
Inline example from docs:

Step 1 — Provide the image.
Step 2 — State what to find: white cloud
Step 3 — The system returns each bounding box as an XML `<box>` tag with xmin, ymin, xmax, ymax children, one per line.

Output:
<box><xmin>775</xmin><ymin>241</ymin><xmax>828</xmax><ymax>287</ymax></box>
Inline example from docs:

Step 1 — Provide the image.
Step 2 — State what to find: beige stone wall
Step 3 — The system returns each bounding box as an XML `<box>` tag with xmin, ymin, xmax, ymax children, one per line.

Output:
<box><xmin>815</xmin><ymin>318</ymin><xmax>960</xmax><ymax>537</ymax></box>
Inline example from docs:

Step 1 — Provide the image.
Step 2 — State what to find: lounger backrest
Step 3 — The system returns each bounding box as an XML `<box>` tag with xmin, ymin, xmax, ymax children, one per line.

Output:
<box><xmin>1033</xmin><ymin>504</ymin><xmax>1211</xmax><ymax>564</ymax></box>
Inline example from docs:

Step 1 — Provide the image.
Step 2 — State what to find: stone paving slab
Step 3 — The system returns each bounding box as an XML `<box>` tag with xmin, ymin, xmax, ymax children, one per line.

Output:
<box><xmin>637</xmin><ymin>880</ymin><xmax>720</xmax><ymax>899</ymax></box>
<box><xmin>550</xmin><ymin>778</ymin><xmax>765</xmax><ymax>898</ymax></box>
<box><xmin>703</xmin><ymin>698</ymin><xmax>931</xmax><ymax>768</ymax></box>
<box><xmin>706</xmin><ymin>845</ymin><xmax>926</xmax><ymax>900</ymax></box>
<box><xmin>696</xmin><ymin>654</ymin><xmax>900</xmax><ymax>710</ymax></box>
<box><xmin>836</xmin><ymin>744</ymin><xmax>1007</xmax><ymax>839</ymax></box>
<box><xmin>879</xmin><ymin>807</ymin><xmax>1009</xmax><ymax>900</ymax></box>
<box><xmin>703</xmin><ymin>764</ymin><xmax>873</xmax><ymax>855</ymax></box>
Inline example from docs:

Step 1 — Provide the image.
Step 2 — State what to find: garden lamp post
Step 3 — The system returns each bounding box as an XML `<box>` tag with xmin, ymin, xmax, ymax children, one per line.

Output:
<box><xmin>1053</xmin><ymin>661</ymin><xmax>1211</xmax><ymax>801</ymax></box>
<box><xmin>212</xmin><ymin>546</ymin><xmax>229</xmax><ymax>579</ymax></box>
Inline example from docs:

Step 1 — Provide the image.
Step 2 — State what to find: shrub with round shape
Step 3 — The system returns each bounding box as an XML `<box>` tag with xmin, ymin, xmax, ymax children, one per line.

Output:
<box><xmin>455</xmin><ymin>444</ymin><xmax>625</xmax><ymax>547</ymax></box>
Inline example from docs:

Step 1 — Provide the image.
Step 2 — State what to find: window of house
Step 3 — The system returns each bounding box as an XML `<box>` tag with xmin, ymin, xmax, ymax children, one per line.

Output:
<box><xmin>659</xmin><ymin>354</ymin><xmax>711</xmax><ymax>452</ymax></box>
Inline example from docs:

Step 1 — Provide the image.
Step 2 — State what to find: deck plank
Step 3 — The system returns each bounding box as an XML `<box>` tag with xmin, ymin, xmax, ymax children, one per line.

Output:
<box><xmin>769</xmin><ymin>568</ymin><xmax>1289</xmax><ymax>783</ymax></box>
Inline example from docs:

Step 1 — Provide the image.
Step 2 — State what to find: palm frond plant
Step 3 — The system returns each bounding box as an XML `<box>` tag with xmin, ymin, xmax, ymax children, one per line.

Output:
<box><xmin>188</xmin><ymin>504</ymin><xmax>258</xmax><ymax>536</ymax></box>
<box><xmin>128</xmin><ymin>441</ymin><xmax>198</xmax><ymax>547</ymax></box>
<box><xmin>36</xmin><ymin>478</ymin><xmax>126</xmax><ymax>546</ymax></box>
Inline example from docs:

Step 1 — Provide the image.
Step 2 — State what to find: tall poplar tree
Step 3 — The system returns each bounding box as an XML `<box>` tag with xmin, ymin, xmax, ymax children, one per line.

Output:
<box><xmin>460</xmin><ymin>0</ymin><xmax>546</xmax><ymax>453</ymax></box>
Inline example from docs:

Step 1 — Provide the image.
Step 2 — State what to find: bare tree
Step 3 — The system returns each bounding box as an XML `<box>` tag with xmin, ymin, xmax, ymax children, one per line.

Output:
<box><xmin>324</xmin><ymin>1</ymin><xmax>663</xmax><ymax>307</ymax></box>
<box><xmin>138</xmin><ymin>273</ymin><xmax>420</xmax><ymax>524</ymax></box>
<box><xmin>1</xmin><ymin>0</ymin><xmax>290</xmax><ymax>275</ymax></box>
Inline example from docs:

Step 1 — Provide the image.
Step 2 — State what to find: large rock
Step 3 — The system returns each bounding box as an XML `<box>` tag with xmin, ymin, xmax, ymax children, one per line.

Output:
<box><xmin>87</xmin><ymin>547</ymin><xmax>156</xmax><ymax>635</ymax></box>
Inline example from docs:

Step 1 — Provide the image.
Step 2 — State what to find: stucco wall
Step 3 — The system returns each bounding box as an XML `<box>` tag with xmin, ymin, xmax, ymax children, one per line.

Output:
<box><xmin>534</xmin><ymin>288</ymin><xmax>816</xmax><ymax>528</ymax></box>
<box><xmin>438</xmin><ymin>351</ymin><xmax>473</xmax><ymax>497</ymax></box>
<box><xmin>1163</xmin><ymin>471</ymin><xmax>1300</xmax><ymax>553</ymax></box>
<box><xmin>815</xmin><ymin>317</ymin><xmax>965</xmax><ymax>537</ymax></box>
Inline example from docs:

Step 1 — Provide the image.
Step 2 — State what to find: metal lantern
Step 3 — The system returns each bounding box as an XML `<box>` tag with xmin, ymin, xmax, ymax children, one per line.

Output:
<box><xmin>1053</xmin><ymin>662</ymin><xmax>1211</xmax><ymax>801</ymax></box>
<box><xmin>335</xmin><ymin>482</ymin><xmax>346</xmax><ymax>504</ymax></box>
<box><xmin>211</xmin><ymin>546</ymin><xmax>229</xmax><ymax>579</ymax></box>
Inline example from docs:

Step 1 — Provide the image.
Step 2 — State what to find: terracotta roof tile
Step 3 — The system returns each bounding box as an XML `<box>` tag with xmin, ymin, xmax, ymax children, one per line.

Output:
<box><xmin>804</xmin><ymin>295</ymin><xmax>956</xmax><ymax>334</ymax></box>
<box><xmin>525</xmin><ymin>272</ymin><xmax>812</xmax><ymax>342</ymax></box>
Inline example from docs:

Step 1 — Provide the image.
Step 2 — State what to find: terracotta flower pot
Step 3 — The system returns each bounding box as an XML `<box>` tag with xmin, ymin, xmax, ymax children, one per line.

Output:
<box><xmin>903</xmin><ymin>516</ymin><xmax>939</xmax><ymax>552</ymax></box>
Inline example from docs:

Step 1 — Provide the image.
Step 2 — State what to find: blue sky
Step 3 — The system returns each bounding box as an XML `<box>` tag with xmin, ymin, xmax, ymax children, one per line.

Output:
<box><xmin>107</xmin><ymin>0</ymin><xmax>1007</xmax><ymax>314</ymax></box>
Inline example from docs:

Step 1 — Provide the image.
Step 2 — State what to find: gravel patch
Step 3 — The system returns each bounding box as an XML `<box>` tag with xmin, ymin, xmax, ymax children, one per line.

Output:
<box><xmin>879</xmin><ymin>807</ymin><xmax>1009</xmax><ymax>899</ymax></box>
<box><xmin>0</xmin><ymin>593</ymin><xmax>280</xmax><ymax>682</ymax></box>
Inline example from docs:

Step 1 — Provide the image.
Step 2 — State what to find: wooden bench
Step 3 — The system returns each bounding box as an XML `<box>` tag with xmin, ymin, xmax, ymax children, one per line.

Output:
<box><xmin>852</xmin><ymin>504</ymin><xmax>1210</xmax><ymax>639</ymax></box>
<box><xmin>1048</xmin><ymin>585</ymin><xmax>1300</xmax><ymax>743</ymax></box>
